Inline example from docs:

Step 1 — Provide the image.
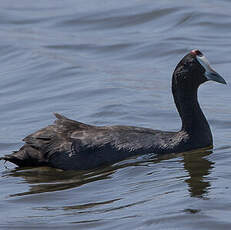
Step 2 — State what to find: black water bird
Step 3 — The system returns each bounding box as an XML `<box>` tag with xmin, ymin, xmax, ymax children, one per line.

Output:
<box><xmin>0</xmin><ymin>50</ymin><xmax>226</xmax><ymax>170</ymax></box>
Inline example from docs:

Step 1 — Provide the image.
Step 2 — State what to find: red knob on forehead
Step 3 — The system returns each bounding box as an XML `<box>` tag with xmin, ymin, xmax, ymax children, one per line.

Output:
<box><xmin>191</xmin><ymin>49</ymin><xmax>203</xmax><ymax>56</ymax></box>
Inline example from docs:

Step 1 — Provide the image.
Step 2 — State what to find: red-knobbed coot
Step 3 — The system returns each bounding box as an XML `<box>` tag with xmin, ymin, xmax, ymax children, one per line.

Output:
<box><xmin>0</xmin><ymin>50</ymin><xmax>226</xmax><ymax>170</ymax></box>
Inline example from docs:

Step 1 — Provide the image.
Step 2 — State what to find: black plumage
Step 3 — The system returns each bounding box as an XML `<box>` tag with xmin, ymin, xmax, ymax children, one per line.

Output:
<box><xmin>0</xmin><ymin>50</ymin><xmax>226</xmax><ymax>170</ymax></box>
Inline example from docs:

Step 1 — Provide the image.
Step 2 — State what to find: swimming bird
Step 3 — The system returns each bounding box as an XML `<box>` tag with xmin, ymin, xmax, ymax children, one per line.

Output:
<box><xmin>0</xmin><ymin>49</ymin><xmax>226</xmax><ymax>170</ymax></box>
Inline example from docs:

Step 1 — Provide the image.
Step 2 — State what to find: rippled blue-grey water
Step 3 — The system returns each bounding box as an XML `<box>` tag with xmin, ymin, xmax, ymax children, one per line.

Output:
<box><xmin>1</xmin><ymin>0</ymin><xmax>231</xmax><ymax>229</ymax></box>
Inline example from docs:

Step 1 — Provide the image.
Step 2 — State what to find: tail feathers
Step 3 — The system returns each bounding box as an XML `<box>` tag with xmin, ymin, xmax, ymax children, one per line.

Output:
<box><xmin>0</xmin><ymin>153</ymin><xmax>27</xmax><ymax>167</ymax></box>
<box><xmin>0</xmin><ymin>146</ymin><xmax>48</xmax><ymax>167</ymax></box>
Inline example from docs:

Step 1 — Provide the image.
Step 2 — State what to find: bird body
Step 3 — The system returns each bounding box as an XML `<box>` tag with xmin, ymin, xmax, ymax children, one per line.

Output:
<box><xmin>4</xmin><ymin>113</ymin><xmax>190</xmax><ymax>170</ymax></box>
<box><xmin>0</xmin><ymin>50</ymin><xmax>226</xmax><ymax>170</ymax></box>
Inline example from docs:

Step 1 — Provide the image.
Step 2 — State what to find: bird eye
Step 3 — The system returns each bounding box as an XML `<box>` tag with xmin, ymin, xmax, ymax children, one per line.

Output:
<box><xmin>184</xmin><ymin>61</ymin><xmax>192</xmax><ymax>67</ymax></box>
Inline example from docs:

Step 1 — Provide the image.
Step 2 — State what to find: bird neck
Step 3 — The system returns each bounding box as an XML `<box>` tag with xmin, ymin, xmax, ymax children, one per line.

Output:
<box><xmin>172</xmin><ymin>85</ymin><xmax>212</xmax><ymax>144</ymax></box>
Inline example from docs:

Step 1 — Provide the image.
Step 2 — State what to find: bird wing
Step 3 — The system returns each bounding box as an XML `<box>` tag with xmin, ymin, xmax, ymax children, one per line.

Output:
<box><xmin>22</xmin><ymin>113</ymin><xmax>93</xmax><ymax>157</ymax></box>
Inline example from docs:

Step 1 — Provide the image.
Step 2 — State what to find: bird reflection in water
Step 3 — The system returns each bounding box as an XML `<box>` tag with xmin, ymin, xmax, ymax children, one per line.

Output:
<box><xmin>3</xmin><ymin>147</ymin><xmax>214</xmax><ymax>199</ymax></box>
<box><xmin>182</xmin><ymin>147</ymin><xmax>214</xmax><ymax>198</ymax></box>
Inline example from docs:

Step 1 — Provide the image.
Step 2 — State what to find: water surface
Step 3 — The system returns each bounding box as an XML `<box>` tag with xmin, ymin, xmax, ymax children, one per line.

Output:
<box><xmin>1</xmin><ymin>0</ymin><xmax>231</xmax><ymax>229</ymax></box>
